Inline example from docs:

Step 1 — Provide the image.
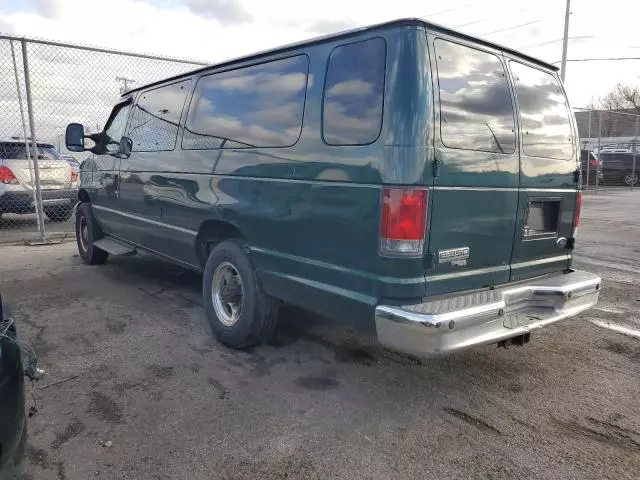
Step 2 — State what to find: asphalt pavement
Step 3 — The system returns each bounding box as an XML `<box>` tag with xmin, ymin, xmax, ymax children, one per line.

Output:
<box><xmin>1</xmin><ymin>189</ymin><xmax>639</xmax><ymax>480</ymax></box>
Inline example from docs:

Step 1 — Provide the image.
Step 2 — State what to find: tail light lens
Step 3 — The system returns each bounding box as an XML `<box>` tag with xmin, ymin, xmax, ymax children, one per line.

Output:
<box><xmin>380</xmin><ymin>187</ymin><xmax>428</xmax><ymax>256</ymax></box>
<box><xmin>71</xmin><ymin>168</ymin><xmax>79</xmax><ymax>183</ymax></box>
<box><xmin>0</xmin><ymin>166</ymin><xmax>18</xmax><ymax>185</ymax></box>
<box><xmin>573</xmin><ymin>191</ymin><xmax>582</xmax><ymax>238</ymax></box>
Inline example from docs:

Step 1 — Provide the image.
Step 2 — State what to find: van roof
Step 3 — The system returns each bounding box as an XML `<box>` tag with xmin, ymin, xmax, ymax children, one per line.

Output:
<box><xmin>124</xmin><ymin>18</ymin><xmax>558</xmax><ymax>96</ymax></box>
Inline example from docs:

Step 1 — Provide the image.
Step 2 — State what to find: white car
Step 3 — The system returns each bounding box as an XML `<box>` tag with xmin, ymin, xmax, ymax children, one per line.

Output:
<box><xmin>0</xmin><ymin>139</ymin><xmax>79</xmax><ymax>222</ymax></box>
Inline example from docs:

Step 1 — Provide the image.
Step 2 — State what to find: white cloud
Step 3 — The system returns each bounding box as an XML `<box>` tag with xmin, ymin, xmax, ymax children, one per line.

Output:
<box><xmin>327</xmin><ymin>80</ymin><xmax>373</xmax><ymax>97</ymax></box>
<box><xmin>0</xmin><ymin>0</ymin><xmax>638</xmax><ymax>138</ymax></box>
<box><xmin>307</xmin><ymin>19</ymin><xmax>356</xmax><ymax>34</ymax></box>
<box><xmin>183</xmin><ymin>0</ymin><xmax>252</xmax><ymax>24</ymax></box>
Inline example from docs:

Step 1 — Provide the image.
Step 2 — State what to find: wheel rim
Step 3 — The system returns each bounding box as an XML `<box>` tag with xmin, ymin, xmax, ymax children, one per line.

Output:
<box><xmin>624</xmin><ymin>174</ymin><xmax>638</xmax><ymax>186</ymax></box>
<box><xmin>79</xmin><ymin>216</ymin><xmax>89</xmax><ymax>251</ymax></box>
<box><xmin>211</xmin><ymin>262</ymin><xmax>244</xmax><ymax>326</ymax></box>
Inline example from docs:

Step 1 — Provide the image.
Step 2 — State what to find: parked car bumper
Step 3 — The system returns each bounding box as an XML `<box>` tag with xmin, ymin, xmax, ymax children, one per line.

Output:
<box><xmin>375</xmin><ymin>270</ymin><xmax>602</xmax><ymax>356</ymax></box>
<box><xmin>0</xmin><ymin>188</ymin><xmax>77</xmax><ymax>214</ymax></box>
<box><xmin>0</xmin><ymin>295</ymin><xmax>26</xmax><ymax>473</ymax></box>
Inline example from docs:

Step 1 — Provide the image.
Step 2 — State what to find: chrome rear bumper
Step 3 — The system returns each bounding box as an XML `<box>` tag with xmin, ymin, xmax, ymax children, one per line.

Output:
<box><xmin>375</xmin><ymin>270</ymin><xmax>601</xmax><ymax>356</ymax></box>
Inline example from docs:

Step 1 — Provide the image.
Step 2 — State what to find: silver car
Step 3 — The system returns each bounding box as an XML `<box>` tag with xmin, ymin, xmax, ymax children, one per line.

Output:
<box><xmin>0</xmin><ymin>139</ymin><xmax>79</xmax><ymax>222</ymax></box>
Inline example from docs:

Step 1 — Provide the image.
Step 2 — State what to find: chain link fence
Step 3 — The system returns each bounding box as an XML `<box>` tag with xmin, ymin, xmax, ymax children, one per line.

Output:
<box><xmin>575</xmin><ymin>108</ymin><xmax>640</xmax><ymax>190</ymax></box>
<box><xmin>0</xmin><ymin>35</ymin><xmax>207</xmax><ymax>243</ymax></box>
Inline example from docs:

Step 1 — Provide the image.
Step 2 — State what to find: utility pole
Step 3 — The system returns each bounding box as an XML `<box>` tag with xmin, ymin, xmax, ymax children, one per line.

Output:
<box><xmin>560</xmin><ymin>0</ymin><xmax>571</xmax><ymax>82</ymax></box>
<box><xmin>116</xmin><ymin>76</ymin><xmax>135</xmax><ymax>94</ymax></box>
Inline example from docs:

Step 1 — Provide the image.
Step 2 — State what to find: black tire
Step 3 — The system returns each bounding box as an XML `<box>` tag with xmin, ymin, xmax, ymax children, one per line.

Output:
<box><xmin>44</xmin><ymin>205</ymin><xmax>74</xmax><ymax>222</ymax></box>
<box><xmin>14</xmin><ymin>416</ymin><xmax>27</xmax><ymax>465</ymax></box>
<box><xmin>203</xmin><ymin>239</ymin><xmax>279</xmax><ymax>349</ymax></box>
<box><xmin>76</xmin><ymin>203</ymin><xmax>109</xmax><ymax>265</ymax></box>
<box><xmin>0</xmin><ymin>417</ymin><xmax>26</xmax><ymax>480</ymax></box>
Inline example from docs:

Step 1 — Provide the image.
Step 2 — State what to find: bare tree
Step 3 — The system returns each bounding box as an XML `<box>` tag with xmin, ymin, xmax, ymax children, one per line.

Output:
<box><xmin>599</xmin><ymin>84</ymin><xmax>640</xmax><ymax>114</ymax></box>
<box><xmin>588</xmin><ymin>84</ymin><xmax>640</xmax><ymax>138</ymax></box>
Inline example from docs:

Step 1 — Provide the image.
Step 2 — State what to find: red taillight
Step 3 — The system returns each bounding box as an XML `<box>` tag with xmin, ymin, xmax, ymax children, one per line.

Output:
<box><xmin>71</xmin><ymin>168</ymin><xmax>79</xmax><ymax>183</ymax></box>
<box><xmin>573</xmin><ymin>191</ymin><xmax>582</xmax><ymax>237</ymax></box>
<box><xmin>0</xmin><ymin>166</ymin><xmax>18</xmax><ymax>185</ymax></box>
<box><xmin>380</xmin><ymin>188</ymin><xmax>428</xmax><ymax>255</ymax></box>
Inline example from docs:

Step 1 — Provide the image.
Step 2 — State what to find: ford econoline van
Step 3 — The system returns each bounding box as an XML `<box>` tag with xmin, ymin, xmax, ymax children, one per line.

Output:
<box><xmin>65</xmin><ymin>19</ymin><xmax>601</xmax><ymax>356</ymax></box>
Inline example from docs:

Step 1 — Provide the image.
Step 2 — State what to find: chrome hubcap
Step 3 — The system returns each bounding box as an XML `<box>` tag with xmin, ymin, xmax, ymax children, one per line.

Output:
<box><xmin>212</xmin><ymin>262</ymin><xmax>243</xmax><ymax>326</ymax></box>
<box><xmin>79</xmin><ymin>217</ymin><xmax>89</xmax><ymax>251</ymax></box>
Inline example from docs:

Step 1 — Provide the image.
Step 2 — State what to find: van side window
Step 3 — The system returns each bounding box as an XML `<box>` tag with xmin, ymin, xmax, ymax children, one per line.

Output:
<box><xmin>434</xmin><ymin>39</ymin><xmax>516</xmax><ymax>154</ymax></box>
<box><xmin>510</xmin><ymin>62</ymin><xmax>573</xmax><ymax>160</ymax></box>
<box><xmin>322</xmin><ymin>37</ymin><xmax>386</xmax><ymax>146</ymax></box>
<box><xmin>127</xmin><ymin>80</ymin><xmax>190</xmax><ymax>152</ymax></box>
<box><xmin>183</xmin><ymin>55</ymin><xmax>309</xmax><ymax>149</ymax></box>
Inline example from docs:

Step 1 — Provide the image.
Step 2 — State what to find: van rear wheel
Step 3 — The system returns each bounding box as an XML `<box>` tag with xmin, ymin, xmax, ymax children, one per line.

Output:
<box><xmin>203</xmin><ymin>239</ymin><xmax>279</xmax><ymax>349</ymax></box>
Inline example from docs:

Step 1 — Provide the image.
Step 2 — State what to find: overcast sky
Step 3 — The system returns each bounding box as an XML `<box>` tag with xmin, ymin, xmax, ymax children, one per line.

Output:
<box><xmin>1</xmin><ymin>0</ymin><xmax>639</xmax><ymax>108</ymax></box>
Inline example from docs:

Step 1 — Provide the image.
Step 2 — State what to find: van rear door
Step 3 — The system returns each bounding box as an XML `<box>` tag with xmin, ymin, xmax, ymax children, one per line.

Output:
<box><xmin>507</xmin><ymin>61</ymin><xmax>578</xmax><ymax>281</ymax></box>
<box><xmin>426</xmin><ymin>36</ymin><xmax>520</xmax><ymax>295</ymax></box>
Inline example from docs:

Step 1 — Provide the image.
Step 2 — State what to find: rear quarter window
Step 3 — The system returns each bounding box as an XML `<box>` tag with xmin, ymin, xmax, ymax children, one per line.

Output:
<box><xmin>510</xmin><ymin>62</ymin><xmax>574</xmax><ymax>160</ymax></box>
<box><xmin>0</xmin><ymin>142</ymin><xmax>26</xmax><ymax>159</ymax></box>
<box><xmin>434</xmin><ymin>39</ymin><xmax>516</xmax><ymax>154</ymax></box>
<box><xmin>183</xmin><ymin>55</ymin><xmax>309</xmax><ymax>149</ymax></box>
<box><xmin>322</xmin><ymin>37</ymin><xmax>386</xmax><ymax>146</ymax></box>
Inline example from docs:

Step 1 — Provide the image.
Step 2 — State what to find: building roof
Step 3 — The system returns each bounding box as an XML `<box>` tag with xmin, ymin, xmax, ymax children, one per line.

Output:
<box><xmin>125</xmin><ymin>18</ymin><xmax>558</xmax><ymax>96</ymax></box>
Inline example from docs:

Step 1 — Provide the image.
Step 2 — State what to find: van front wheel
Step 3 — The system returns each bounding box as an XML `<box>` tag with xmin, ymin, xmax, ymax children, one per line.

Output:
<box><xmin>76</xmin><ymin>203</ymin><xmax>109</xmax><ymax>265</ymax></box>
<box><xmin>203</xmin><ymin>240</ymin><xmax>279</xmax><ymax>349</ymax></box>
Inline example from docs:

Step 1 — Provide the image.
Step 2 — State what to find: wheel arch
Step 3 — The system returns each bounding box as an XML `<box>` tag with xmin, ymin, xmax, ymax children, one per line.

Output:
<box><xmin>78</xmin><ymin>188</ymin><xmax>90</xmax><ymax>203</ymax></box>
<box><xmin>195</xmin><ymin>219</ymin><xmax>246</xmax><ymax>268</ymax></box>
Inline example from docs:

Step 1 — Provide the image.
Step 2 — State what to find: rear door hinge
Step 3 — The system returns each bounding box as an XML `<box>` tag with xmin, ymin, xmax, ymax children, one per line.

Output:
<box><xmin>433</xmin><ymin>156</ymin><xmax>441</xmax><ymax>178</ymax></box>
<box><xmin>573</xmin><ymin>168</ymin><xmax>580</xmax><ymax>183</ymax></box>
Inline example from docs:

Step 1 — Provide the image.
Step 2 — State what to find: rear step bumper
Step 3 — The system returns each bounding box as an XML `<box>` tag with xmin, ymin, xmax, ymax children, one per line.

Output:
<box><xmin>375</xmin><ymin>270</ymin><xmax>601</xmax><ymax>356</ymax></box>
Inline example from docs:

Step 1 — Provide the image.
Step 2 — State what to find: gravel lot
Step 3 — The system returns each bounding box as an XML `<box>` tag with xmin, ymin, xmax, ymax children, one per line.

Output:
<box><xmin>1</xmin><ymin>189</ymin><xmax>639</xmax><ymax>480</ymax></box>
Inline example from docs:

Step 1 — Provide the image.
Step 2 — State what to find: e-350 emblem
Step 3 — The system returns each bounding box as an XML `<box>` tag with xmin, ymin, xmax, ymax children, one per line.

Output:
<box><xmin>438</xmin><ymin>247</ymin><xmax>470</xmax><ymax>266</ymax></box>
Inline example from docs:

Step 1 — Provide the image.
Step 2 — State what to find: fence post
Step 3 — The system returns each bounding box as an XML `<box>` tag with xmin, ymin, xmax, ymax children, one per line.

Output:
<box><xmin>10</xmin><ymin>40</ymin><xmax>42</xmax><ymax>237</ymax></box>
<box><xmin>596</xmin><ymin>111</ymin><xmax>602</xmax><ymax>193</ymax></box>
<box><xmin>20</xmin><ymin>39</ymin><xmax>47</xmax><ymax>242</ymax></box>
<box><xmin>633</xmin><ymin>115</ymin><xmax>639</xmax><ymax>190</ymax></box>
<box><xmin>585</xmin><ymin>110</ymin><xmax>592</xmax><ymax>189</ymax></box>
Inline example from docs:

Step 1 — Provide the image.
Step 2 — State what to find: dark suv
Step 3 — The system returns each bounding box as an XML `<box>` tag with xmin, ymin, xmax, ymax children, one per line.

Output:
<box><xmin>65</xmin><ymin>18</ymin><xmax>601</xmax><ymax>356</ymax></box>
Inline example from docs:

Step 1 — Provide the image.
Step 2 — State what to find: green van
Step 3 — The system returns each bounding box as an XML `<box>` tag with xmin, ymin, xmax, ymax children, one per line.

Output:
<box><xmin>65</xmin><ymin>19</ymin><xmax>601</xmax><ymax>356</ymax></box>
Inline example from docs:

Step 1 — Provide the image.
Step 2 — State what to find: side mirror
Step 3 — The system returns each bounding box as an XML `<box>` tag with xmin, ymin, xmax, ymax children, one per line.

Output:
<box><xmin>119</xmin><ymin>136</ymin><xmax>132</xmax><ymax>158</ymax></box>
<box><xmin>65</xmin><ymin>123</ymin><xmax>85</xmax><ymax>152</ymax></box>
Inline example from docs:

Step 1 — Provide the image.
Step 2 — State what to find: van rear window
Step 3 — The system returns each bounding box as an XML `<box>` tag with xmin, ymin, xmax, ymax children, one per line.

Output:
<box><xmin>183</xmin><ymin>55</ymin><xmax>309</xmax><ymax>149</ymax></box>
<box><xmin>322</xmin><ymin>37</ymin><xmax>386</xmax><ymax>146</ymax></box>
<box><xmin>0</xmin><ymin>142</ymin><xmax>61</xmax><ymax>160</ymax></box>
<box><xmin>510</xmin><ymin>62</ymin><xmax>573</xmax><ymax>160</ymax></box>
<box><xmin>434</xmin><ymin>39</ymin><xmax>516</xmax><ymax>154</ymax></box>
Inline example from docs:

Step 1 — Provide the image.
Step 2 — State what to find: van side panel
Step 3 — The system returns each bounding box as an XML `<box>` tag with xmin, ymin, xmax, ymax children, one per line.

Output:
<box><xmin>147</xmin><ymin>27</ymin><xmax>429</xmax><ymax>325</ymax></box>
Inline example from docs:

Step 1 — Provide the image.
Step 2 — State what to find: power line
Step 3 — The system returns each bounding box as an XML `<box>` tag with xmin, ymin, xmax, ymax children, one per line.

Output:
<box><xmin>551</xmin><ymin>57</ymin><xmax>640</xmax><ymax>64</ymax></box>
<box><xmin>518</xmin><ymin>35</ymin><xmax>593</xmax><ymax>49</ymax></box>
<box><xmin>479</xmin><ymin>19</ymin><xmax>543</xmax><ymax>36</ymax></box>
<box><xmin>419</xmin><ymin>3</ymin><xmax>473</xmax><ymax>19</ymax></box>
<box><xmin>453</xmin><ymin>9</ymin><xmax>529</xmax><ymax>28</ymax></box>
